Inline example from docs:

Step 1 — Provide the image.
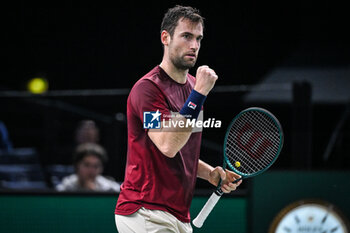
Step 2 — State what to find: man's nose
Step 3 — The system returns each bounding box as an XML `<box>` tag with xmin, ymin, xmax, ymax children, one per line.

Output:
<box><xmin>190</xmin><ymin>39</ymin><xmax>199</xmax><ymax>51</ymax></box>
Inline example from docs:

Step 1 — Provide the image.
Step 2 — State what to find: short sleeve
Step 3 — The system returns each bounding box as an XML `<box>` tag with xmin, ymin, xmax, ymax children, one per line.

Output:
<box><xmin>128</xmin><ymin>79</ymin><xmax>172</xmax><ymax>123</ymax></box>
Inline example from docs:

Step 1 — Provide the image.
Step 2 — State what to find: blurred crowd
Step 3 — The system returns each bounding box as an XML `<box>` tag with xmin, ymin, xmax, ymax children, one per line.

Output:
<box><xmin>0</xmin><ymin>119</ymin><xmax>120</xmax><ymax>192</ymax></box>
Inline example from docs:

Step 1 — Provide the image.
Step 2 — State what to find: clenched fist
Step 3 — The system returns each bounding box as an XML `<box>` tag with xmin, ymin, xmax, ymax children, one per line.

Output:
<box><xmin>194</xmin><ymin>65</ymin><xmax>218</xmax><ymax>96</ymax></box>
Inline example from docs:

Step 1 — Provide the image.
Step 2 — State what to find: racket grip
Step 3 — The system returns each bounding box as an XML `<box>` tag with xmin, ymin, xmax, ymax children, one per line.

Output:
<box><xmin>232</xmin><ymin>177</ymin><xmax>243</xmax><ymax>184</ymax></box>
<box><xmin>192</xmin><ymin>191</ymin><xmax>222</xmax><ymax>228</ymax></box>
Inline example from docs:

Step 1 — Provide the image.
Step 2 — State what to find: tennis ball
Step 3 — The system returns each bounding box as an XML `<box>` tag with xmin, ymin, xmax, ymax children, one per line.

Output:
<box><xmin>235</xmin><ymin>161</ymin><xmax>241</xmax><ymax>167</ymax></box>
<box><xmin>28</xmin><ymin>77</ymin><xmax>48</xmax><ymax>94</ymax></box>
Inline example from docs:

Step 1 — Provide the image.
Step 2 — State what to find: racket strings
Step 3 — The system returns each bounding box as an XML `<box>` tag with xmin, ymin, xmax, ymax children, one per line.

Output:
<box><xmin>238</xmin><ymin>112</ymin><xmax>279</xmax><ymax>166</ymax></box>
<box><xmin>228</xmin><ymin>132</ymin><xmax>273</xmax><ymax>171</ymax></box>
<box><xmin>228</xmin><ymin>114</ymin><xmax>276</xmax><ymax>167</ymax></box>
<box><xmin>226</xmin><ymin>143</ymin><xmax>261</xmax><ymax>174</ymax></box>
<box><xmin>239</xmin><ymin>112</ymin><xmax>279</xmax><ymax>164</ymax></box>
<box><xmin>227</xmin><ymin>134</ymin><xmax>267</xmax><ymax>172</ymax></box>
<box><xmin>226</xmin><ymin>139</ymin><xmax>259</xmax><ymax>174</ymax></box>
<box><xmin>225</xmin><ymin>110</ymin><xmax>281</xmax><ymax>175</ymax></box>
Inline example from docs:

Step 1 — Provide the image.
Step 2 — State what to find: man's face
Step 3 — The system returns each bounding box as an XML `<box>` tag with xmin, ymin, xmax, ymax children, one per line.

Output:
<box><xmin>76</xmin><ymin>154</ymin><xmax>102</xmax><ymax>182</ymax></box>
<box><xmin>167</xmin><ymin>18</ymin><xmax>203</xmax><ymax>70</ymax></box>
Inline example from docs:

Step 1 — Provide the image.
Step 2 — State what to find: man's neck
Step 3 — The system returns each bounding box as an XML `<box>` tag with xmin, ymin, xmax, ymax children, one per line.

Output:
<box><xmin>159</xmin><ymin>60</ymin><xmax>188</xmax><ymax>84</ymax></box>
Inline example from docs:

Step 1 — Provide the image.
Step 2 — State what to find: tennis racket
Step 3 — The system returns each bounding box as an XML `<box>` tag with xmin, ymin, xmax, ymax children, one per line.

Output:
<box><xmin>192</xmin><ymin>107</ymin><xmax>284</xmax><ymax>228</ymax></box>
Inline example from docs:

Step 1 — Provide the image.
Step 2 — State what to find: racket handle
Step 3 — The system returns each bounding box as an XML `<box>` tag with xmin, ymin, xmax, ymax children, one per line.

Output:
<box><xmin>232</xmin><ymin>177</ymin><xmax>243</xmax><ymax>184</ymax></box>
<box><xmin>192</xmin><ymin>191</ymin><xmax>222</xmax><ymax>228</ymax></box>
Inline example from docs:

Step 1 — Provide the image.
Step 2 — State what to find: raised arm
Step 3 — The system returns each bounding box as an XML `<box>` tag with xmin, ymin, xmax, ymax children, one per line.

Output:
<box><xmin>148</xmin><ymin>65</ymin><xmax>218</xmax><ymax>158</ymax></box>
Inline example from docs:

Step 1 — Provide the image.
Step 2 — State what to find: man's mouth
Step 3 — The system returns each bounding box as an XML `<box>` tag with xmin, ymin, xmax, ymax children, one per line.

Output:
<box><xmin>185</xmin><ymin>53</ymin><xmax>196</xmax><ymax>59</ymax></box>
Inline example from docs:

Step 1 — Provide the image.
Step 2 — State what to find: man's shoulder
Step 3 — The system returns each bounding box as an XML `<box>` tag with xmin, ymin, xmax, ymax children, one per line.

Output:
<box><xmin>56</xmin><ymin>174</ymin><xmax>78</xmax><ymax>191</ymax></box>
<box><xmin>130</xmin><ymin>66</ymin><xmax>163</xmax><ymax>94</ymax></box>
<box><xmin>96</xmin><ymin>175</ymin><xmax>121</xmax><ymax>192</ymax></box>
<box><xmin>136</xmin><ymin>66</ymin><xmax>163</xmax><ymax>86</ymax></box>
<box><xmin>61</xmin><ymin>174</ymin><xmax>78</xmax><ymax>184</ymax></box>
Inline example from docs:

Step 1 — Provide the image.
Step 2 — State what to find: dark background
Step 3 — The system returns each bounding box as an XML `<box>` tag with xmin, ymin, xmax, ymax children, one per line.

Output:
<box><xmin>1</xmin><ymin>1</ymin><xmax>350</xmax><ymax>186</ymax></box>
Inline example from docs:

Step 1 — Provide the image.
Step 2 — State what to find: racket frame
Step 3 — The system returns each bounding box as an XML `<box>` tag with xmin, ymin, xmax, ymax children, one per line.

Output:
<box><xmin>223</xmin><ymin>107</ymin><xmax>284</xmax><ymax>178</ymax></box>
<box><xmin>193</xmin><ymin>107</ymin><xmax>284</xmax><ymax>228</ymax></box>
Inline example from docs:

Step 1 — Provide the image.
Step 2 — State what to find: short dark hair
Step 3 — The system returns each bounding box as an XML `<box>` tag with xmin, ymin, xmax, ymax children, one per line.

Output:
<box><xmin>160</xmin><ymin>5</ymin><xmax>204</xmax><ymax>37</ymax></box>
<box><xmin>73</xmin><ymin>143</ymin><xmax>108</xmax><ymax>166</ymax></box>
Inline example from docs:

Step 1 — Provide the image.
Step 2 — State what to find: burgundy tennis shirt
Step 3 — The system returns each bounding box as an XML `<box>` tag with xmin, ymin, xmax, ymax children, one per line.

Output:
<box><xmin>115</xmin><ymin>66</ymin><xmax>202</xmax><ymax>222</ymax></box>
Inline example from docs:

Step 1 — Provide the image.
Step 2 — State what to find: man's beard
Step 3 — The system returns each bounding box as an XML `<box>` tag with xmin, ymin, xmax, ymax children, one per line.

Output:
<box><xmin>171</xmin><ymin>55</ymin><xmax>196</xmax><ymax>70</ymax></box>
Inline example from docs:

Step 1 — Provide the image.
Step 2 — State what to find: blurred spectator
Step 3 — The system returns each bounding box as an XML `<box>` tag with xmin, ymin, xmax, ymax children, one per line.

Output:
<box><xmin>51</xmin><ymin>120</ymin><xmax>100</xmax><ymax>165</ymax></box>
<box><xmin>0</xmin><ymin>121</ymin><xmax>13</xmax><ymax>152</ymax></box>
<box><xmin>56</xmin><ymin>143</ymin><xmax>120</xmax><ymax>192</ymax></box>
<box><xmin>75</xmin><ymin>120</ymin><xmax>100</xmax><ymax>145</ymax></box>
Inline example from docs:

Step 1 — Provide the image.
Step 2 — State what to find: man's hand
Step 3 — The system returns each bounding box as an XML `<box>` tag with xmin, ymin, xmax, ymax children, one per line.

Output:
<box><xmin>208</xmin><ymin>166</ymin><xmax>242</xmax><ymax>193</ymax></box>
<box><xmin>194</xmin><ymin>65</ymin><xmax>218</xmax><ymax>96</ymax></box>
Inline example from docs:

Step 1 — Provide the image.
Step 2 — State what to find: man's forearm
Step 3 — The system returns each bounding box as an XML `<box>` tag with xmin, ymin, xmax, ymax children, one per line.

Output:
<box><xmin>148</xmin><ymin>116</ymin><xmax>193</xmax><ymax>158</ymax></box>
<box><xmin>197</xmin><ymin>159</ymin><xmax>214</xmax><ymax>181</ymax></box>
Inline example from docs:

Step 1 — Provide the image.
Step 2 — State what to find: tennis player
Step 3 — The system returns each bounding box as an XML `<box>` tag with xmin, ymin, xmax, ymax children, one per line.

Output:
<box><xmin>115</xmin><ymin>5</ymin><xmax>242</xmax><ymax>233</ymax></box>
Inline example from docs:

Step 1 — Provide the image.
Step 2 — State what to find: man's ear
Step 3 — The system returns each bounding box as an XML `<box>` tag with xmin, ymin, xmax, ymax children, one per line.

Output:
<box><xmin>161</xmin><ymin>30</ymin><xmax>171</xmax><ymax>46</ymax></box>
